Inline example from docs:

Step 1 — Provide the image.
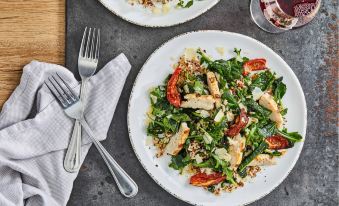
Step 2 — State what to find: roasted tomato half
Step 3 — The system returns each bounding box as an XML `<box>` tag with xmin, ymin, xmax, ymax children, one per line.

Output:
<box><xmin>166</xmin><ymin>67</ymin><xmax>182</xmax><ymax>107</ymax></box>
<box><xmin>226</xmin><ymin>108</ymin><xmax>249</xmax><ymax>137</ymax></box>
<box><xmin>265</xmin><ymin>135</ymin><xmax>290</xmax><ymax>150</ymax></box>
<box><xmin>190</xmin><ymin>172</ymin><xmax>226</xmax><ymax>187</ymax></box>
<box><xmin>243</xmin><ymin>58</ymin><xmax>267</xmax><ymax>76</ymax></box>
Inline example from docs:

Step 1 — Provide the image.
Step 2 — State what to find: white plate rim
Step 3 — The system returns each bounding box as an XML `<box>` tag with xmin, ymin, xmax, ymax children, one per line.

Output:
<box><xmin>127</xmin><ymin>30</ymin><xmax>307</xmax><ymax>206</ymax></box>
<box><xmin>97</xmin><ymin>0</ymin><xmax>220</xmax><ymax>28</ymax></box>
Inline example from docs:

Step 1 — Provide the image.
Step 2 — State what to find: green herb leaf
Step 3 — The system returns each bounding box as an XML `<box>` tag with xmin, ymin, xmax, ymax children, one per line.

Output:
<box><xmin>238</xmin><ymin>141</ymin><xmax>269</xmax><ymax>173</ymax></box>
<box><xmin>250</xmin><ymin>71</ymin><xmax>275</xmax><ymax>91</ymax></box>
<box><xmin>177</xmin><ymin>0</ymin><xmax>194</xmax><ymax>8</ymax></box>
<box><xmin>277</xmin><ymin>129</ymin><xmax>303</xmax><ymax>142</ymax></box>
<box><xmin>193</xmin><ymin>80</ymin><xmax>204</xmax><ymax>94</ymax></box>
<box><xmin>169</xmin><ymin>153</ymin><xmax>190</xmax><ymax>170</ymax></box>
<box><xmin>273</xmin><ymin>77</ymin><xmax>287</xmax><ymax>101</ymax></box>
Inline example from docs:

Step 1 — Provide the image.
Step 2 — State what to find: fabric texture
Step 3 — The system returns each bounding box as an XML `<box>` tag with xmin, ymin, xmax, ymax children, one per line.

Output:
<box><xmin>0</xmin><ymin>54</ymin><xmax>131</xmax><ymax>206</ymax></box>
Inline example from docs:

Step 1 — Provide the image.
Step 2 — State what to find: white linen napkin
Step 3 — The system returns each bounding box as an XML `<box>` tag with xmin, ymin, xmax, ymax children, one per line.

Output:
<box><xmin>0</xmin><ymin>54</ymin><xmax>131</xmax><ymax>206</ymax></box>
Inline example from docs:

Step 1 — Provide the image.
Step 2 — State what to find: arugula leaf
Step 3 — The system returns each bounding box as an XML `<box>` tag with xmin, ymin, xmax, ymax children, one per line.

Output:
<box><xmin>170</xmin><ymin>113</ymin><xmax>191</xmax><ymax>122</ymax></box>
<box><xmin>162</xmin><ymin>118</ymin><xmax>177</xmax><ymax>133</ymax></box>
<box><xmin>277</xmin><ymin>129</ymin><xmax>303</xmax><ymax>142</ymax></box>
<box><xmin>152</xmin><ymin>107</ymin><xmax>166</xmax><ymax>117</ymax></box>
<box><xmin>281</xmin><ymin>108</ymin><xmax>288</xmax><ymax>116</ymax></box>
<box><xmin>212</xmin><ymin>154</ymin><xmax>236</xmax><ymax>184</ymax></box>
<box><xmin>177</xmin><ymin>0</ymin><xmax>194</xmax><ymax>8</ymax></box>
<box><xmin>193</xmin><ymin>158</ymin><xmax>214</xmax><ymax>168</ymax></box>
<box><xmin>237</xmin><ymin>141</ymin><xmax>269</xmax><ymax>173</ymax></box>
<box><xmin>147</xmin><ymin>121</ymin><xmax>164</xmax><ymax>136</ymax></box>
<box><xmin>221</xmin><ymin>89</ymin><xmax>239</xmax><ymax>110</ymax></box>
<box><xmin>246</xmin><ymin>125</ymin><xmax>264</xmax><ymax>147</ymax></box>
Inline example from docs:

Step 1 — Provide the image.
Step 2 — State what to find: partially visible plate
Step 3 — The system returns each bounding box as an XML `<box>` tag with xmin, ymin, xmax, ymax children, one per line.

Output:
<box><xmin>128</xmin><ymin>31</ymin><xmax>307</xmax><ymax>206</ymax></box>
<box><xmin>97</xmin><ymin>0</ymin><xmax>220</xmax><ymax>27</ymax></box>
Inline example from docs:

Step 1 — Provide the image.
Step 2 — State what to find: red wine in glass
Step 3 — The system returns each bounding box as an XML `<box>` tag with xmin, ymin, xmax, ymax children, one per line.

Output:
<box><xmin>250</xmin><ymin>0</ymin><xmax>321</xmax><ymax>33</ymax></box>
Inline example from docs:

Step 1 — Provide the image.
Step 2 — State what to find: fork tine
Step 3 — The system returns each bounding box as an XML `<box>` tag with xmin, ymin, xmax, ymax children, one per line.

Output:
<box><xmin>51</xmin><ymin>75</ymin><xmax>74</xmax><ymax>102</ymax></box>
<box><xmin>85</xmin><ymin>28</ymin><xmax>92</xmax><ymax>58</ymax></box>
<box><xmin>79</xmin><ymin>27</ymin><xmax>87</xmax><ymax>58</ymax></box>
<box><xmin>89</xmin><ymin>28</ymin><xmax>96</xmax><ymax>59</ymax></box>
<box><xmin>95</xmin><ymin>29</ymin><xmax>100</xmax><ymax>60</ymax></box>
<box><xmin>48</xmin><ymin>77</ymin><xmax>69</xmax><ymax>103</ymax></box>
<box><xmin>56</xmin><ymin>73</ymin><xmax>79</xmax><ymax>101</ymax></box>
<box><xmin>45</xmin><ymin>78</ymin><xmax>68</xmax><ymax>107</ymax></box>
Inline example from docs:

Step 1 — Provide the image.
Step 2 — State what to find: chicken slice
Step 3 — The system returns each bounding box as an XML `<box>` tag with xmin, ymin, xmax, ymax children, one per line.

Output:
<box><xmin>269</xmin><ymin>111</ymin><xmax>283</xmax><ymax>129</ymax></box>
<box><xmin>206</xmin><ymin>72</ymin><xmax>221</xmax><ymax>98</ymax></box>
<box><xmin>228</xmin><ymin>134</ymin><xmax>246</xmax><ymax>169</ymax></box>
<box><xmin>180</xmin><ymin>94</ymin><xmax>215</xmax><ymax>110</ymax></box>
<box><xmin>259</xmin><ymin>93</ymin><xmax>278</xmax><ymax>112</ymax></box>
<box><xmin>165</xmin><ymin>122</ymin><xmax>190</xmax><ymax>155</ymax></box>
<box><xmin>259</xmin><ymin>92</ymin><xmax>284</xmax><ymax>129</ymax></box>
<box><xmin>248</xmin><ymin>154</ymin><xmax>276</xmax><ymax>166</ymax></box>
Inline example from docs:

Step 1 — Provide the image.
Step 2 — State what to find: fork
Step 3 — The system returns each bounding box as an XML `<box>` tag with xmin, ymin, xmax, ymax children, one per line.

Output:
<box><xmin>64</xmin><ymin>27</ymin><xmax>100</xmax><ymax>173</ymax></box>
<box><xmin>45</xmin><ymin>73</ymin><xmax>138</xmax><ymax>198</ymax></box>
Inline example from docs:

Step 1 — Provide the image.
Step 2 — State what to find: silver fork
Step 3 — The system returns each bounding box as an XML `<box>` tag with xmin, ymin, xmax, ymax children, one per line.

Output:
<box><xmin>45</xmin><ymin>73</ymin><xmax>138</xmax><ymax>198</ymax></box>
<box><xmin>64</xmin><ymin>27</ymin><xmax>100</xmax><ymax>172</ymax></box>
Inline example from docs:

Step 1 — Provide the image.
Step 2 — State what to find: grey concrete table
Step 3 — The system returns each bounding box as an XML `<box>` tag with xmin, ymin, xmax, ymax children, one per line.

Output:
<box><xmin>66</xmin><ymin>0</ymin><xmax>338</xmax><ymax>205</ymax></box>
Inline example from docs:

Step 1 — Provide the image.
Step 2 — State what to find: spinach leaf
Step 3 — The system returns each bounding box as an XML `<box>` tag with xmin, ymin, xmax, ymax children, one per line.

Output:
<box><xmin>250</xmin><ymin>71</ymin><xmax>275</xmax><ymax>91</ymax></box>
<box><xmin>258</xmin><ymin>123</ymin><xmax>277</xmax><ymax>137</ymax></box>
<box><xmin>169</xmin><ymin>152</ymin><xmax>190</xmax><ymax>170</ymax></box>
<box><xmin>277</xmin><ymin>129</ymin><xmax>303</xmax><ymax>142</ymax></box>
<box><xmin>198</xmin><ymin>49</ymin><xmax>243</xmax><ymax>82</ymax></box>
<box><xmin>272</xmin><ymin>77</ymin><xmax>287</xmax><ymax>101</ymax></box>
<box><xmin>147</xmin><ymin>121</ymin><xmax>164</xmax><ymax>136</ymax></box>
<box><xmin>245</xmin><ymin>99</ymin><xmax>271</xmax><ymax>119</ymax></box>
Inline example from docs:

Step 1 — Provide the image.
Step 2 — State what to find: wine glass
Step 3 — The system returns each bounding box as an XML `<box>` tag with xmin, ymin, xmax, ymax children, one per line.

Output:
<box><xmin>250</xmin><ymin>0</ymin><xmax>321</xmax><ymax>33</ymax></box>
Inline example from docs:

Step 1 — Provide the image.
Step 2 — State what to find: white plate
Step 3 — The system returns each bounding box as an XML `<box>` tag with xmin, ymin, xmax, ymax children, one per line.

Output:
<box><xmin>97</xmin><ymin>0</ymin><xmax>220</xmax><ymax>27</ymax></box>
<box><xmin>128</xmin><ymin>31</ymin><xmax>307</xmax><ymax>206</ymax></box>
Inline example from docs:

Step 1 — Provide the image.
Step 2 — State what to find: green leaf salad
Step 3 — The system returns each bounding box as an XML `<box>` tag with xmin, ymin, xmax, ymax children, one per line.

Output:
<box><xmin>146</xmin><ymin>48</ymin><xmax>302</xmax><ymax>194</ymax></box>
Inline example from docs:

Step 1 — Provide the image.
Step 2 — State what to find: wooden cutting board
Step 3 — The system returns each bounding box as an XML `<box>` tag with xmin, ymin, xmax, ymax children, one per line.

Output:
<box><xmin>0</xmin><ymin>0</ymin><xmax>65</xmax><ymax>108</ymax></box>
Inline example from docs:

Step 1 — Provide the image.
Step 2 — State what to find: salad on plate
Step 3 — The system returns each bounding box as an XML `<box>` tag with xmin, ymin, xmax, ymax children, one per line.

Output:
<box><xmin>146</xmin><ymin>48</ymin><xmax>303</xmax><ymax>194</ymax></box>
<box><xmin>127</xmin><ymin>0</ymin><xmax>196</xmax><ymax>14</ymax></box>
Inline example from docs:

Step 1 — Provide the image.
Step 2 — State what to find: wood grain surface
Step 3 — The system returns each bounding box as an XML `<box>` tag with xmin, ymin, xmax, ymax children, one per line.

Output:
<box><xmin>0</xmin><ymin>0</ymin><xmax>65</xmax><ymax>108</ymax></box>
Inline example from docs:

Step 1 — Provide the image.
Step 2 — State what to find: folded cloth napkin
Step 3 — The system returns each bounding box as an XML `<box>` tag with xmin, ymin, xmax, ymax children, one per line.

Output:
<box><xmin>0</xmin><ymin>54</ymin><xmax>131</xmax><ymax>206</ymax></box>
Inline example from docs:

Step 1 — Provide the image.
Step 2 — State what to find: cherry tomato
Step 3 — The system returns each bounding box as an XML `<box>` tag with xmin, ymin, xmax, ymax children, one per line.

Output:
<box><xmin>166</xmin><ymin>67</ymin><xmax>182</xmax><ymax>107</ymax></box>
<box><xmin>265</xmin><ymin>135</ymin><xmax>290</xmax><ymax>150</ymax></box>
<box><xmin>226</xmin><ymin>109</ymin><xmax>249</xmax><ymax>137</ymax></box>
<box><xmin>190</xmin><ymin>172</ymin><xmax>226</xmax><ymax>187</ymax></box>
<box><xmin>243</xmin><ymin>58</ymin><xmax>267</xmax><ymax>76</ymax></box>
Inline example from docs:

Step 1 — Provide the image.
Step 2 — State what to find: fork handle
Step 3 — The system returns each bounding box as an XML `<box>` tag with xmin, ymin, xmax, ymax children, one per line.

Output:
<box><xmin>63</xmin><ymin>80</ymin><xmax>88</xmax><ymax>172</ymax></box>
<box><xmin>80</xmin><ymin>119</ymin><xmax>138</xmax><ymax>198</ymax></box>
<box><xmin>63</xmin><ymin>120</ymin><xmax>82</xmax><ymax>172</ymax></box>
